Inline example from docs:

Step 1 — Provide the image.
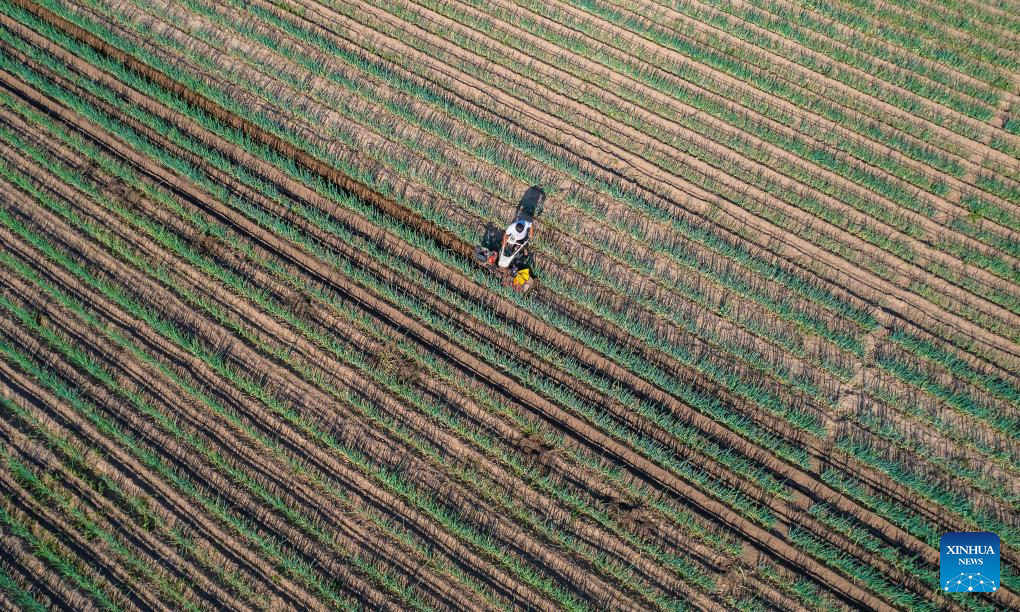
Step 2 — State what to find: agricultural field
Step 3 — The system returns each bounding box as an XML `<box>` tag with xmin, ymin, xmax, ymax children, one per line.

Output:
<box><xmin>0</xmin><ymin>0</ymin><xmax>1018</xmax><ymax>609</ymax></box>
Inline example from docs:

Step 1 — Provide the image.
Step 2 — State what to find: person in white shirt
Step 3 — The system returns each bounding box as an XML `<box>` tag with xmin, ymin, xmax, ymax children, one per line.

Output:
<box><xmin>501</xmin><ymin>219</ymin><xmax>533</xmax><ymax>251</ymax></box>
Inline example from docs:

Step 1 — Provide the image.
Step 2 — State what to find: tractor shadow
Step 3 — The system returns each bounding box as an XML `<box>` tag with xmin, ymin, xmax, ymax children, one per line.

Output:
<box><xmin>515</xmin><ymin>185</ymin><xmax>546</xmax><ymax>222</ymax></box>
<box><xmin>480</xmin><ymin>224</ymin><xmax>503</xmax><ymax>251</ymax></box>
<box><xmin>477</xmin><ymin>185</ymin><xmax>546</xmax><ymax>258</ymax></box>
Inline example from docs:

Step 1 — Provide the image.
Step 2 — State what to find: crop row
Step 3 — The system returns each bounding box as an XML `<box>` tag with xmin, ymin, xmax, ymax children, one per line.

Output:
<box><xmin>363</xmin><ymin>0</ymin><xmax>1020</xmax><ymax>323</ymax></box>
<box><xmin>554</xmin><ymin>0</ymin><xmax>998</xmax><ymax>151</ymax></box>
<box><xmin>9</xmin><ymin>0</ymin><xmax>1019</xmax><ymax>608</ymax></box>
<box><xmin>0</xmin><ymin>53</ymin><xmax>748</xmax><ymax>563</ymax></box>
<box><xmin>558</xmin><ymin>0</ymin><xmax>1020</xmax><ymax>195</ymax></box>
<box><xmin>0</xmin><ymin>320</ymin><xmax>356</xmax><ymax>609</ymax></box>
<box><xmin>265</xmin><ymin>0</ymin><xmax>1020</xmax><ymax>373</ymax></box>
<box><xmin>12</xmin><ymin>0</ymin><xmax>821</xmax><ymax>497</ymax></box>
<box><xmin>738</xmin><ymin>0</ymin><xmax>1016</xmax><ymax>85</ymax></box>
<box><xmin>0</xmin><ymin>15</ymin><xmax>869</xmax><ymax>612</ymax></box>
<box><xmin>61</xmin><ymin>0</ymin><xmax>1020</xmax><ymax>550</ymax></box>
<box><xmin>0</xmin><ymin>39</ymin><xmax>750</xmax><ymax>607</ymax></box>
<box><xmin>681</xmin><ymin>0</ymin><xmax>1004</xmax><ymax>105</ymax></box>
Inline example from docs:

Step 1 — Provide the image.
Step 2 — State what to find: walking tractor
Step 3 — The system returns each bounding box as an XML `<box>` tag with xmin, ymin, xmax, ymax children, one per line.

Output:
<box><xmin>472</xmin><ymin>186</ymin><xmax>545</xmax><ymax>294</ymax></box>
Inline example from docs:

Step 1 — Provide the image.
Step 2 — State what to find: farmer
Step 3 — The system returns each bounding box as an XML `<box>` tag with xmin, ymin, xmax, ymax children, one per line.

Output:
<box><xmin>501</xmin><ymin>219</ymin><xmax>534</xmax><ymax>251</ymax></box>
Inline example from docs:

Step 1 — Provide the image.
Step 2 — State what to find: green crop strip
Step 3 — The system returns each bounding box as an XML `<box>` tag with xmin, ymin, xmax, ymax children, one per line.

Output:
<box><xmin>395</xmin><ymin>0</ymin><xmax>1020</xmax><ymax>306</ymax></box>
<box><xmin>888</xmin><ymin>328</ymin><xmax>1020</xmax><ymax>409</ymax></box>
<box><xmin>740</xmin><ymin>0</ymin><xmax>1013</xmax><ymax>88</ymax></box>
<box><xmin>807</xmin><ymin>504</ymin><xmax>949</xmax><ymax>599</ymax></box>
<box><xmin>874</xmin><ymin>352</ymin><xmax>1020</xmax><ymax>438</ymax></box>
<box><xmin>0</xmin><ymin>4</ymin><xmax>813</xmax><ymax>481</ymax></box>
<box><xmin>0</xmin><ymin>167</ymin><xmax>621</xmax><ymax>609</ymax></box>
<box><xmin>73</xmin><ymin>0</ymin><xmax>869</xmax><ymax>371</ymax></box>
<box><xmin>821</xmin><ymin>469</ymin><xmax>1020</xmax><ymax>593</ymax></box>
<box><xmin>788</xmin><ymin>526</ymin><xmax>937</xmax><ymax>610</ymax></box>
<box><xmin>1</xmin><ymin>31</ymin><xmax>793</xmax><ymax>521</ymax></box>
<box><xmin>836</xmin><ymin>438</ymin><xmax>1020</xmax><ymax>551</ymax></box>
<box><xmin>516</xmin><ymin>0</ymin><xmax>978</xmax><ymax>168</ymax></box>
<box><xmin>961</xmin><ymin>193</ymin><xmax>1020</xmax><ymax>233</ymax></box>
<box><xmin>559</xmin><ymin>0</ymin><xmax>973</xmax><ymax>166</ymax></box>
<box><xmin>810</xmin><ymin>502</ymin><xmax>1008</xmax><ymax>612</ymax></box>
<box><xmin>0</xmin><ymin>216</ymin><xmax>383</xmax><ymax>610</ymax></box>
<box><xmin>15</xmin><ymin>0</ymin><xmax>1020</xmax><ymax>603</ymax></box>
<box><xmin>0</xmin><ymin>125</ymin><xmax>698</xmax><ymax>609</ymax></box>
<box><xmin>557</xmin><ymin>0</ymin><xmax>985</xmax><ymax>135</ymax></box>
<box><xmin>453</xmin><ymin>0</ymin><xmax>962</xmax><ymax>201</ymax></box>
<box><xmin>15</xmin><ymin>0</ymin><xmax>827</xmax><ymax>449</ymax></box>
<box><xmin>0</xmin><ymin>187</ymin><xmax>546</xmax><ymax>609</ymax></box>
<box><xmin>252</xmin><ymin>244</ymin><xmax>742</xmax><ymax>555</ymax></box>
<box><xmin>181</xmin><ymin>0</ymin><xmax>839</xmax><ymax>406</ymax></box>
<box><xmin>795</xmin><ymin>0</ymin><xmax>1020</xmax><ymax>69</ymax></box>
<box><xmin>0</xmin><ymin>446</ymin><xmax>202</xmax><ymax>611</ymax></box>
<box><xmin>682</xmin><ymin>0</ymin><xmax>1003</xmax><ymax>106</ymax></box>
<box><xmin>0</xmin><ymin>137</ymin><xmax>513</xmax><ymax>609</ymax></box>
<box><xmin>852</xmin><ymin>410</ymin><xmax>1019</xmax><ymax>506</ymax></box>
<box><xmin>0</xmin><ymin>496</ymin><xmax>122</xmax><ymax>611</ymax></box>
<box><xmin>0</xmin><ymin>391</ymin><xmax>270</xmax><ymax>608</ymax></box>
<box><xmin>0</xmin><ymin>334</ymin><xmax>353</xmax><ymax>609</ymax></box>
<box><xmin>3</xmin><ymin>1</ymin><xmax>1011</xmax><ymax>607</ymax></box>
<box><xmin>816</xmin><ymin>0</ymin><xmax>1020</xmax><ymax>61</ymax></box>
<box><xmin>755</xmin><ymin>562</ymin><xmax>839</xmax><ymax>611</ymax></box>
<box><xmin>854</xmin><ymin>386</ymin><xmax>1020</xmax><ymax>484</ymax></box>
<box><xmin>0</xmin><ymin>565</ymin><xmax>47</xmax><ymax>612</ymax></box>
<box><xmin>0</xmin><ymin>295</ymin><xmax>377</xmax><ymax>609</ymax></box>
<box><xmin>380</xmin><ymin>0</ymin><xmax>950</xmax><ymax>208</ymax></box>
<box><xmin>242</xmin><ymin>0</ymin><xmax>1020</xmax><ymax>334</ymax></box>
<box><xmin>299</xmin><ymin>0</ymin><xmax>885</xmax><ymax>348</ymax></box>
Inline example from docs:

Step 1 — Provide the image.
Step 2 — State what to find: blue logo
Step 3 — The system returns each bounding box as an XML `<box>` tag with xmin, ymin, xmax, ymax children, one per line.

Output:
<box><xmin>941</xmin><ymin>532</ymin><xmax>999</xmax><ymax>592</ymax></box>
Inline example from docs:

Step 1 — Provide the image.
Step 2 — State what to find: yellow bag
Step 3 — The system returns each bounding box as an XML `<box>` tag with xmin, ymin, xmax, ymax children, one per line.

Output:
<box><xmin>513</xmin><ymin>268</ymin><xmax>531</xmax><ymax>286</ymax></box>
